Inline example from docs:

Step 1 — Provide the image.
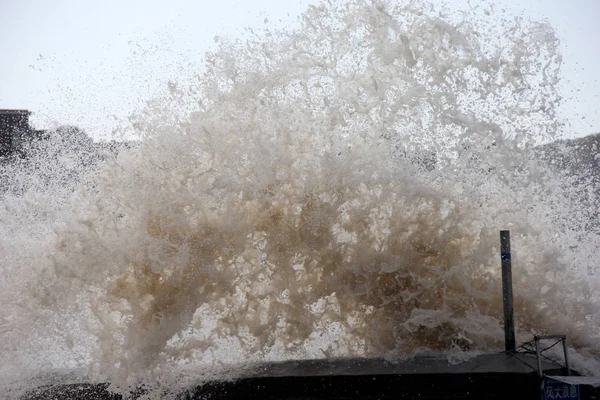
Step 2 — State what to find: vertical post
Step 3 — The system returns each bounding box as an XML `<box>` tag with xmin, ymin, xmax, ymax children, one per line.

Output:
<box><xmin>535</xmin><ymin>337</ymin><xmax>543</xmax><ymax>376</ymax></box>
<box><xmin>562</xmin><ymin>337</ymin><xmax>571</xmax><ymax>376</ymax></box>
<box><xmin>500</xmin><ymin>230</ymin><xmax>516</xmax><ymax>352</ymax></box>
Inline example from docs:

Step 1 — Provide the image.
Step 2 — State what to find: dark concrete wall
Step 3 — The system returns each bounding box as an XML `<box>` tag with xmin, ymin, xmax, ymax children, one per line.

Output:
<box><xmin>21</xmin><ymin>372</ymin><xmax>600</xmax><ymax>400</ymax></box>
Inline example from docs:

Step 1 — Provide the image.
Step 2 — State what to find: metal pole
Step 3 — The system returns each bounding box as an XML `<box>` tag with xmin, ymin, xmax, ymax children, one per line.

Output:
<box><xmin>562</xmin><ymin>337</ymin><xmax>571</xmax><ymax>376</ymax></box>
<box><xmin>535</xmin><ymin>336</ymin><xmax>543</xmax><ymax>376</ymax></box>
<box><xmin>500</xmin><ymin>230</ymin><xmax>516</xmax><ymax>352</ymax></box>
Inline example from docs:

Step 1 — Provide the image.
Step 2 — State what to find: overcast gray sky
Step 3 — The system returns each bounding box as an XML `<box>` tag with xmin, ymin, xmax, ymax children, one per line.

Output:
<box><xmin>0</xmin><ymin>0</ymin><xmax>598</xmax><ymax>140</ymax></box>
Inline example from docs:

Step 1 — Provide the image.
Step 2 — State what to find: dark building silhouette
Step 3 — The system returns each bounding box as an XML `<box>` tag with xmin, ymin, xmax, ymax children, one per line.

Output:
<box><xmin>1</xmin><ymin>109</ymin><xmax>136</xmax><ymax>161</ymax></box>
<box><xmin>0</xmin><ymin>109</ymin><xmax>30</xmax><ymax>157</ymax></box>
<box><xmin>0</xmin><ymin>109</ymin><xmax>47</xmax><ymax>158</ymax></box>
<box><xmin>0</xmin><ymin>109</ymin><xmax>140</xmax><ymax>196</ymax></box>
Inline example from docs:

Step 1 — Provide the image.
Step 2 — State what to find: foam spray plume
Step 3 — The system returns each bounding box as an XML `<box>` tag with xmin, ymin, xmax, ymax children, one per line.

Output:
<box><xmin>2</xmin><ymin>0</ymin><xmax>600</xmax><ymax>396</ymax></box>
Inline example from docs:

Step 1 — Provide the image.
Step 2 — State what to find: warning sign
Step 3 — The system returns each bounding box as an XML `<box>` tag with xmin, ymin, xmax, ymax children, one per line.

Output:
<box><xmin>543</xmin><ymin>378</ymin><xmax>580</xmax><ymax>400</ymax></box>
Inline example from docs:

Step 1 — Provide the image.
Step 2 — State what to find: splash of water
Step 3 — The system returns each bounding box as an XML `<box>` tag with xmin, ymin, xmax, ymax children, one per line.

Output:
<box><xmin>2</xmin><ymin>0</ymin><xmax>599</xmax><ymax>396</ymax></box>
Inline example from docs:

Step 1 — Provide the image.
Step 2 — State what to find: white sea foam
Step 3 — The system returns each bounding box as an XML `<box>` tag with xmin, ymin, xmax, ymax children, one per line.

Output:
<box><xmin>1</xmin><ymin>0</ymin><xmax>599</xmax><ymax>397</ymax></box>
